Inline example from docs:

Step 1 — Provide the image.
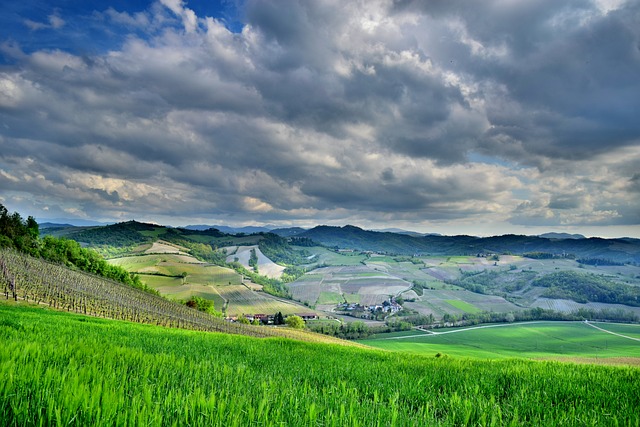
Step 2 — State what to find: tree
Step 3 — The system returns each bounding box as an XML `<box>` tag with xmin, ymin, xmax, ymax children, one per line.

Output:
<box><xmin>249</xmin><ymin>248</ymin><xmax>259</xmax><ymax>273</ymax></box>
<box><xmin>274</xmin><ymin>311</ymin><xmax>285</xmax><ymax>325</ymax></box>
<box><xmin>285</xmin><ymin>315</ymin><xmax>305</xmax><ymax>329</ymax></box>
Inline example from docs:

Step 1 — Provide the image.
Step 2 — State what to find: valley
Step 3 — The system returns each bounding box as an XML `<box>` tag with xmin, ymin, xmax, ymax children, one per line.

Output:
<box><xmin>63</xmin><ymin>221</ymin><xmax>640</xmax><ymax>329</ymax></box>
<box><xmin>2</xmin><ymin>207</ymin><xmax>640</xmax><ymax>426</ymax></box>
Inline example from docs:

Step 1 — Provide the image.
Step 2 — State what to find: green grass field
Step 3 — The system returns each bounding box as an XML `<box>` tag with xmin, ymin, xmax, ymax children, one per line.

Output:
<box><xmin>361</xmin><ymin>321</ymin><xmax>640</xmax><ymax>362</ymax></box>
<box><xmin>2</xmin><ymin>304</ymin><xmax>639</xmax><ymax>426</ymax></box>
<box><xmin>316</xmin><ymin>291</ymin><xmax>344</xmax><ymax>305</ymax></box>
<box><xmin>109</xmin><ymin>253</ymin><xmax>243</xmax><ymax>305</ymax></box>
<box><xmin>445</xmin><ymin>299</ymin><xmax>482</xmax><ymax>313</ymax></box>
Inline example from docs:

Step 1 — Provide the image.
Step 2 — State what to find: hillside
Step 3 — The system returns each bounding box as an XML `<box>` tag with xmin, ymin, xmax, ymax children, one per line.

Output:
<box><xmin>46</xmin><ymin>220</ymin><xmax>640</xmax><ymax>264</ymax></box>
<box><xmin>2</xmin><ymin>302</ymin><xmax>639</xmax><ymax>426</ymax></box>
<box><xmin>225</xmin><ymin>245</ymin><xmax>286</xmax><ymax>279</ymax></box>
<box><xmin>55</xmin><ymin>220</ymin><xmax>227</xmax><ymax>247</ymax></box>
<box><xmin>0</xmin><ymin>248</ymin><xmax>345</xmax><ymax>345</ymax></box>
<box><xmin>37</xmin><ymin>218</ymin><xmax>640</xmax><ymax>326</ymax></box>
<box><xmin>298</xmin><ymin>225</ymin><xmax>640</xmax><ymax>263</ymax></box>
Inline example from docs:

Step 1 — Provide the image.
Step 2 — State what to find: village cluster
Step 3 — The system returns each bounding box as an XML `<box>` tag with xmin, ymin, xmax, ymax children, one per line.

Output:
<box><xmin>337</xmin><ymin>297</ymin><xmax>403</xmax><ymax>316</ymax></box>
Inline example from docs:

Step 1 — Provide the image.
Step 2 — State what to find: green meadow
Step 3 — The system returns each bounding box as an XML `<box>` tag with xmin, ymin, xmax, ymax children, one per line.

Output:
<box><xmin>2</xmin><ymin>303</ymin><xmax>640</xmax><ymax>426</ymax></box>
<box><xmin>444</xmin><ymin>299</ymin><xmax>482</xmax><ymax>313</ymax></box>
<box><xmin>361</xmin><ymin>321</ymin><xmax>640</xmax><ymax>361</ymax></box>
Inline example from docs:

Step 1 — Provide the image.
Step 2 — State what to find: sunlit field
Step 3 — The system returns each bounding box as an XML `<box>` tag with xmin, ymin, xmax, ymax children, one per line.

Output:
<box><xmin>361</xmin><ymin>321</ymin><xmax>640</xmax><ymax>362</ymax></box>
<box><xmin>2</xmin><ymin>303</ymin><xmax>639</xmax><ymax>426</ymax></box>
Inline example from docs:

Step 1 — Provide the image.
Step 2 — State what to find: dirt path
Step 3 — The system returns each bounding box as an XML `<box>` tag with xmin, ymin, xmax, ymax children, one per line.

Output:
<box><xmin>584</xmin><ymin>321</ymin><xmax>640</xmax><ymax>342</ymax></box>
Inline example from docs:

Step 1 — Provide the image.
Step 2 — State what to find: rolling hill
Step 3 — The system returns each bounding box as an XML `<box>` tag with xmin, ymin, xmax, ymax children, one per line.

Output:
<box><xmin>297</xmin><ymin>225</ymin><xmax>640</xmax><ymax>263</ymax></box>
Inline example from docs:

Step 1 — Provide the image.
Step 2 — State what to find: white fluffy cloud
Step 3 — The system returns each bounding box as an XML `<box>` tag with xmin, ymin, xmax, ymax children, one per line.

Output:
<box><xmin>0</xmin><ymin>0</ymin><xmax>639</xmax><ymax>236</ymax></box>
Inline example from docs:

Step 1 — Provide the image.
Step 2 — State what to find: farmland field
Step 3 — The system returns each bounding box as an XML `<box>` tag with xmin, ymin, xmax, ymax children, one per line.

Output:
<box><xmin>2</xmin><ymin>303</ymin><xmax>639</xmax><ymax>426</ymax></box>
<box><xmin>531</xmin><ymin>297</ymin><xmax>640</xmax><ymax>317</ymax></box>
<box><xmin>107</xmin><ymin>249</ymin><xmax>306</xmax><ymax>316</ymax></box>
<box><xmin>214</xmin><ymin>284</ymin><xmax>313</xmax><ymax>316</ymax></box>
<box><xmin>225</xmin><ymin>245</ymin><xmax>285</xmax><ymax>279</ymax></box>
<box><xmin>404</xmin><ymin>289</ymin><xmax>521</xmax><ymax>318</ymax></box>
<box><xmin>361</xmin><ymin>321</ymin><xmax>640</xmax><ymax>362</ymax></box>
<box><xmin>288</xmin><ymin>265</ymin><xmax>412</xmax><ymax>309</ymax></box>
<box><xmin>296</xmin><ymin>246</ymin><xmax>369</xmax><ymax>266</ymax></box>
<box><xmin>445</xmin><ymin>299</ymin><xmax>481</xmax><ymax>314</ymax></box>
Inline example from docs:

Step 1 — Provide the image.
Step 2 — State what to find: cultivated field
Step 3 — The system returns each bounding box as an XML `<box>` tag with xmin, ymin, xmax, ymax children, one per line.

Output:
<box><xmin>288</xmin><ymin>265</ymin><xmax>412</xmax><ymax>309</ymax></box>
<box><xmin>405</xmin><ymin>289</ymin><xmax>521</xmax><ymax>318</ymax></box>
<box><xmin>214</xmin><ymin>284</ymin><xmax>314</xmax><ymax>317</ymax></box>
<box><xmin>225</xmin><ymin>245</ymin><xmax>285</xmax><ymax>279</ymax></box>
<box><xmin>532</xmin><ymin>297</ymin><xmax>640</xmax><ymax>317</ymax></box>
<box><xmin>292</xmin><ymin>252</ymin><xmax>640</xmax><ymax>321</ymax></box>
<box><xmin>296</xmin><ymin>246</ymin><xmax>370</xmax><ymax>266</ymax></box>
<box><xmin>361</xmin><ymin>321</ymin><xmax>640</xmax><ymax>363</ymax></box>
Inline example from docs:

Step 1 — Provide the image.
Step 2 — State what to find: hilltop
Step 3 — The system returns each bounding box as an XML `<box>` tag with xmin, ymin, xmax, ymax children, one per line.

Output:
<box><xmin>294</xmin><ymin>225</ymin><xmax>640</xmax><ymax>263</ymax></box>
<box><xmin>44</xmin><ymin>220</ymin><xmax>640</xmax><ymax>264</ymax></box>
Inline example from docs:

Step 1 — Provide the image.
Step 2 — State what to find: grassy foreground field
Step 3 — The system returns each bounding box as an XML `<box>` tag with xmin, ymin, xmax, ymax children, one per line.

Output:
<box><xmin>361</xmin><ymin>321</ymin><xmax>640</xmax><ymax>362</ymax></box>
<box><xmin>2</xmin><ymin>303</ymin><xmax>640</xmax><ymax>426</ymax></box>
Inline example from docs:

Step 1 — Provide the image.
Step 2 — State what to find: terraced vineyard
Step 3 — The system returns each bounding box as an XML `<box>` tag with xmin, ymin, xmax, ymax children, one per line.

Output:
<box><xmin>0</xmin><ymin>249</ymin><xmax>348</xmax><ymax>345</ymax></box>
<box><xmin>215</xmin><ymin>284</ymin><xmax>314</xmax><ymax>317</ymax></box>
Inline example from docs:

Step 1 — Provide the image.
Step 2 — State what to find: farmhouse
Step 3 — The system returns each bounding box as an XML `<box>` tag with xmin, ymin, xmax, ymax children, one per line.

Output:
<box><xmin>364</xmin><ymin>298</ymin><xmax>402</xmax><ymax>314</ymax></box>
<box><xmin>382</xmin><ymin>299</ymin><xmax>402</xmax><ymax>313</ymax></box>
<box><xmin>295</xmin><ymin>313</ymin><xmax>319</xmax><ymax>321</ymax></box>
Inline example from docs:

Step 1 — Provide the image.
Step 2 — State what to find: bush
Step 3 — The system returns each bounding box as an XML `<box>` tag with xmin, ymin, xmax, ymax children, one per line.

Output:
<box><xmin>285</xmin><ymin>315</ymin><xmax>305</xmax><ymax>329</ymax></box>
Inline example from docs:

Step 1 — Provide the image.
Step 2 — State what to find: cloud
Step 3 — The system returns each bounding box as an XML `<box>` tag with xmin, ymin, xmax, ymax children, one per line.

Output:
<box><xmin>0</xmin><ymin>0</ymin><xmax>638</xmax><ymax>235</ymax></box>
<box><xmin>160</xmin><ymin>0</ymin><xmax>198</xmax><ymax>33</ymax></box>
<box><xmin>24</xmin><ymin>11</ymin><xmax>65</xmax><ymax>31</ymax></box>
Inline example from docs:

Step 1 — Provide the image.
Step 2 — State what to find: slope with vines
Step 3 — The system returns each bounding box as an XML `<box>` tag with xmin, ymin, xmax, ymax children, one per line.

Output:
<box><xmin>0</xmin><ymin>248</ymin><xmax>359</xmax><ymax>346</ymax></box>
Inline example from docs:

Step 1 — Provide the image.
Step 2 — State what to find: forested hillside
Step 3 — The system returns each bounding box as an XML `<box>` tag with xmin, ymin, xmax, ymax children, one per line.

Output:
<box><xmin>298</xmin><ymin>225</ymin><xmax>640</xmax><ymax>263</ymax></box>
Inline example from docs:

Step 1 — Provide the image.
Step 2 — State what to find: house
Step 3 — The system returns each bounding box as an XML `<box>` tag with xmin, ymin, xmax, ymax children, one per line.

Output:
<box><xmin>382</xmin><ymin>300</ymin><xmax>402</xmax><ymax>313</ymax></box>
<box><xmin>253</xmin><ymin>314</ymin><xmax>268</xmax><ymax>322</ymax></box>
<box><xmin>295</xmin><ymin>313</ymin><xmax>319</xmax><ymax>321</ymax></box>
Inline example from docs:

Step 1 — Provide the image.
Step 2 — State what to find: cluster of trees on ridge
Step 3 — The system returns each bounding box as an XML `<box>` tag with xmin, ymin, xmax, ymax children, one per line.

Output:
<box><xmin>0</xmin><ymin>204</ymin><xmax>152</xmax><ymax>293</ymax></box>
<box><xmin>451</xmin><ymin>267</ymin><xmax>640</xmax><ymax>307</ymax></box>
<box><xmin>296</xmin><ymin>225</ymin><xmax>640</xmax><ymax>263</ymax></box>
<box><xmin>533</xmin><ymin>271</ymin><xmax>640</xmax><ymax>306</ymax></box>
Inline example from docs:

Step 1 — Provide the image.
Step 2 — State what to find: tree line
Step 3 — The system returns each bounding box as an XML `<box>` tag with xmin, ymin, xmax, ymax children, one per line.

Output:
<box><xmin>0</xmin><ymin>204</ymin><xmax>152</xmax><ymax>293</ymax></box>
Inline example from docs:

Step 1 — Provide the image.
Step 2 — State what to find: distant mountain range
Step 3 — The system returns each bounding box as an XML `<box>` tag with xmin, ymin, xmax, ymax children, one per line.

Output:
<box><xmin>538</xmin><ymin>232</ymin><xmax>586</xmax><ymax>240</ymax></box>
<box><xmin>294</xmin><ymin>225</ymin><xmax>640</xmax><ymax>263</ymax></box>
<box><xmin>37</xmin><ymin>218</ymin><xmax>113</xmax><ymax>227</ymax></box>
<box><xmin>184</xmin><ymin>225</ymin><xmax>274</xmax><ymax>234</ymax></box>
<box><xmin>41</xmin><ymin>219</ymin><xmax>639</xmax><ymax>263</ymax></box>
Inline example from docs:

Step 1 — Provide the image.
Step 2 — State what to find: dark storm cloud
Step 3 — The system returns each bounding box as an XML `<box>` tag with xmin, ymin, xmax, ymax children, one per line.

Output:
<box><xmin>0</xmin><ymin>0</ymin><xmax>638</xmax><ymax>235</ymax></box>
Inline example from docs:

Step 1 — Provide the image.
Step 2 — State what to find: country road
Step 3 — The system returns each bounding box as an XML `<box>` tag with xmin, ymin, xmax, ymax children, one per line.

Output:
<box><xmin>384</xmin><ymin>320</ymin><xmax>640</xmax><ymax>342</ymax></box>
<box><xmin>584</xmin><ymin>321</ymin><xmax>640</xmax><ymax>342</ymax></box>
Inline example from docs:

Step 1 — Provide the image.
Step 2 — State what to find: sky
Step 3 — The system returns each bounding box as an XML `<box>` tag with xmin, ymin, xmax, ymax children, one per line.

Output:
<box><xmin>1</xmin><ymin>0</ymin><xmax>639</xmax><ymax>238</ymax></box>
